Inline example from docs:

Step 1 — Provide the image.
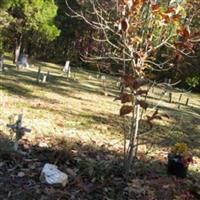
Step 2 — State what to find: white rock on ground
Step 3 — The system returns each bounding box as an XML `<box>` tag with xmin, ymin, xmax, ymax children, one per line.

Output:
<box><xmin>40</xmin><ymin>163</ymin><xmax>68</xmax><ymax>187</ymax></box>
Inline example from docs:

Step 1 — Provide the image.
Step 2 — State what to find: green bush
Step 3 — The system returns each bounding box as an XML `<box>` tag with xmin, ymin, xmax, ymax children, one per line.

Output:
<box><xmin>186</xmin><ymin>76</ymin><xmax>200</xmax><ymax>88</ymax></box>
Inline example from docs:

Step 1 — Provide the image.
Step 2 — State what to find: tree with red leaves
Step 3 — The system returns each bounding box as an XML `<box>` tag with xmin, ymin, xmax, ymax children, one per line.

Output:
<box><xmin>66</xmin><ymin>0</ymin><xmax>199</xmax><ymax>173</ymax></box>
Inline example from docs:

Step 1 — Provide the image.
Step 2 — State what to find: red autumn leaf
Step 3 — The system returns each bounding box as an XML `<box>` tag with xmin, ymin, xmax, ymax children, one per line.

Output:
<box><xmin>175</xmin><ymin>52</ymin><xmax>183</xmax><ymax>62</ymax></box>
<box><xmin>152</xmin><ymin>109</ymin><xmax>158</xmax><ymax>117</ymax></box>
<box><xmin>177</xmin><ymin>26</ymin><xmax>190</xmax><ymax>40</ymax></box>
<box><xmin>120</xmin><ymin>105</ymin><xmax>133</xmax><ymax>116</ymax></box>
<box><xmin>166</xmin><ymin>7</ymin><xmax>175</xmax><ymax>13</ymax></box>
<box><xmin>135</xmin><ymin>90</ymin><xmax>148</xmax><ymax>96</ymax></box>
<box><xmin>115</xmin><ymin>93</ymin><xmax>133</xmax><ymax>103</ymax></box>
<box><xmin>121</xmin><ymin>18</ymin><xmax>129</xmax><ymax>32</ymax></box>
<box><xmin>161</xmin><ymin>13</ymin><xmax>171</xmax><ymax>23</ymax></box>
<box><xmin>131</xmin><ymin>0</ymin><xmax>145</xmax><ymax>11</ymax></box>
<box><xmin>147</xmin><ymin>109</ymin><xmax>158</xmax><ymax>121</ymax></box>
<box><xmin>123</xmin><ymin>0</ymin><xmax>129</xmax><ymax>4</ymax></box>
<box><xmin>172</xmin><ymin>14</ymin><xmax>181</xmax><ymax>22</ymax></box>
<box><xmin>147</xmin><ymin>110</ymin><xmax>169</xmax><ymax>128</ymax></box>
<box><xmin>121</xmin><ymin>76</ymin><xmax>149</xmax><ymax>90</ymax></box>
<box><xmin>136</xmin><ymin>100</ymin><xmax>148</xmax><ymax>110</ymax></box>
<box><xmin>152</xmin><ymin>4</ymin><xmax>161</xmax><ymax>13</ymax></box>
<box><xmin>184</xmin><ymin>42</ymin><xmax>194</xmax><ymax>51</ymax></box>
<box><xmin>122</xmin><ymin>75</ymin><xmax>136</xmax><ymax>88</ymax></box>
<box><xmin>147</xmin><ymin>109</ymin><xmax>163</xmax><ymax>128</ymax></box>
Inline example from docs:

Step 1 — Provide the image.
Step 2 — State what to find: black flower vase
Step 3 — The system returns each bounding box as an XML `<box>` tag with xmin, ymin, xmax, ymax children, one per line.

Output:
<box><xmin>167</xmin><ymin>154</ymin><xmax>188</xmax><ymax>178</ymax></box>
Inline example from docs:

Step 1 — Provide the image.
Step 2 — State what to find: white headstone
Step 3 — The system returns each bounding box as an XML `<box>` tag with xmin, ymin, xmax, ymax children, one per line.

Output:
<box><xmin>17</xmin><ymin>54</ymin><xmax>29</xmax><ymax>69</ymax></box>
<box><xmin>42</xmin><ymin>75</ymin><xmax>47</xmax><ymax>83</ymax></box>
<box><xmin>40</xmin><ymin>163</ymin><xmax>68</xmax><ymax>187</ymax></box>
<box><xmin>63</xmin><ymin>60</ymin><xmax>71</xmax><ymax>77</ymax></box>
<box><xmin>101</xmin><ymin>75</ymin><xmax>106</xmax><ymax>80</ymax></box>
<box><xmin>0</xmin><ymin>54</ymin><xmax>4</xmax><ymax>71</ymax></box>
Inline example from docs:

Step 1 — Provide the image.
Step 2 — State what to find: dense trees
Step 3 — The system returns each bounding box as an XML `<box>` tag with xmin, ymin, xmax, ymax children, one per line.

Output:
<box><xmin>0</xmin><ymin>0</ymin><xmax>60</xmax><ymax>62</ymax></box>
<box><xmin>0</xmin><ymin>0</ymin><xmax>199</xmax><ymax>89</ymax></box>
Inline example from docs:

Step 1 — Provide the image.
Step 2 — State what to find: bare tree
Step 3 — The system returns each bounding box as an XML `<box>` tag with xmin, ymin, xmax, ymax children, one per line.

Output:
<box><xmin>66</xmin><ymin>0</ymin><xmax>199</xmax><ymax>173</ymax></box>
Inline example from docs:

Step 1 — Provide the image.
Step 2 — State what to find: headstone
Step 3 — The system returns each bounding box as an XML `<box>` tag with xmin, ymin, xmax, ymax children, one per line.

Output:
<box><xmin>178</xmin><ymin>94</ymin><xmax>183</xmax><ymax>102</ymax></box>
<box><xmin>116</xmin><ymin>77</ymin><xmax>122</xmax><ymax>88</ymax></box>
<box><xmin>101</xmin><ymin>75</ymin><xmax>106</xmax><ymax>80</ymax></box>
<box><xmin>42</xmin><ymin>75</ymin><xmax>47</xmax><ymax>83</ymax></box>
<box><xmin>169</xmin><ymin>92</ymin><xmax>172</xmax><ymax>103</ymax></box>
<box><xmin>7</xmin><ymin>114</ymin><xmax>31</xmax><ymax>151</ymax></box>
<box><xmin>185</xmin><ymin>98</ymin><xmax>189</xmax><ymax>106</ymax></box>
<box><xmin>0</xmin><ymin>54</ymin><xmax>4</xmax><ymax>72</ymax></box>
<box><xmin>63</xmin><ymin>60</ymin><xmax>71</xmax><ymax>78</ymax></box>
<box><xmin>41</xmin><ymin>71</ymin><xmax>50</xmax><ymax>83</ymax></box>
<box><xmin>16</xmin><ymin>54</ymin><xmax>29</xmax><ymax>69</ymax></box>
<box><xmin>96</xmin><ymin>74</ymin><xmax>100</xmax><ymax>79</ymax></box>
<box><xmin>177</xmin><ymin>94</ymin><xmax>183</xmax><ymax>109</ymax></box>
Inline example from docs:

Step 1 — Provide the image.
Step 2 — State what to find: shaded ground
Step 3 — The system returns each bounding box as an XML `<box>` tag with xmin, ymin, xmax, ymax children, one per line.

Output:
<box><xmin>0</xmin><ymin>55</ymin><xmax>200</xmax><ymax>199</ymax></box>
<box><xmin>0</xmin><ymin>132</ymin><xmax>200</xmax><ymax>200</ymax></box>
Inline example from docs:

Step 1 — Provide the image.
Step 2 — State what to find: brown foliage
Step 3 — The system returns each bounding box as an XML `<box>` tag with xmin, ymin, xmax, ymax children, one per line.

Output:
<box><xmin>120</xmin><ymin>105</ymin><xmax>133</xmax><ymax>116</ymax></box>
<box><xmin>135</xmin><ymin>90</ymin><xmax>148</xmax><ymax>96</ymax></box>
<box><xmin>136</xmin><ymin>100</ymin><xmax>148</xmax><ymax>110</ymax></box>
<box><xmin>115</xmin><ymin>93</ymin><xmax>133</xmax><ymax>103</ymax></box>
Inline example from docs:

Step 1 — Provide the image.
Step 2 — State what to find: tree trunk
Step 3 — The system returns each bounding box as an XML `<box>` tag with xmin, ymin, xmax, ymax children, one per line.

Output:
<box><xmin>13</xmin><ymin>35</ymin><xmax>22</xmax><ymax>64</ymax></box>
<box><xmin>125</xmin><ymin>104</ymin><xmax>140</xmax><ymax>173</ymax></box>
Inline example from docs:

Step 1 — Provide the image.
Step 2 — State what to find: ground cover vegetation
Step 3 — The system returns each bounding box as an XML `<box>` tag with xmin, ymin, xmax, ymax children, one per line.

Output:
<box><xmin>0</xmin><ymin>0</ymin><xmax>200</xmax><ymax>199</ymax></box>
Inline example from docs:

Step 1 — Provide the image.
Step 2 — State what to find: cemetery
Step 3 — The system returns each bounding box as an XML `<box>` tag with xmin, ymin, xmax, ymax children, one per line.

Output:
<box><xmin>0</xmin><ymin>0</ymin><xmax>200</xmax><ymax>200</ymax></box>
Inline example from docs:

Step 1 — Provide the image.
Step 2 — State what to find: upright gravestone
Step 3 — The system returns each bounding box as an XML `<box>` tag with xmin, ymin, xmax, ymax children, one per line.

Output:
<box><xmin>16</xmin><ymin>54</ymin><xmax>29</xmax><ymax>70</ymax></box>
<box><xmin>0</xmin><ymin>54</ymin><xmax>4</xmax><ymax>72</ymax></box>
<box><xmin>63</xmin><ymin>61</ymin><xmax>71</xmax><ymax>78</ymax></box>
<box><xmin>7</xmin><ymin>114</ymin><xmax>31</xmax><ymax>151</ymax></box>
<box><xmin>42</xmin><ymin>71</ymin><xmax>50</xmax><ymax>83</ymax></box>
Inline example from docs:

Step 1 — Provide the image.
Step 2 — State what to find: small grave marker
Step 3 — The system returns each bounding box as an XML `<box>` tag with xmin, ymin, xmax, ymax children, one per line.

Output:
<box><xmin>16</xmin><ymin>54</ymin><xmax>29</xmax><ymax>70</ymax></box>
<box><xmin>36</xmin><ymin>66</ymin><xmax>50</xmax><ymax>84</ymax></box>
<box><xmin>169</xmin><ymin>92</ymin><xmax>172</xmax><ymax>103</ymax></box>
<box><xmin>63</xmin><ymin>60</ymin><xmax>71</xmax><ymax>78</ymax></box>
<box><xmin>0</xmin><ymin>54</ymin><xmax>4</xmax><ymax>72</ymax></box>
<box><xmin>185</xmin><ymin>98</ymin><xmax>189</xmax><ymax>106</ymax></box>
<box><xmin>177</xmin><ymin>94</ymin><xmax>183</xmax><ymax>109</ymax></box>
<box><xmin>7</xmin><ymin>114</ymin><xmax>31</xmax><ymax>151</ymax></box>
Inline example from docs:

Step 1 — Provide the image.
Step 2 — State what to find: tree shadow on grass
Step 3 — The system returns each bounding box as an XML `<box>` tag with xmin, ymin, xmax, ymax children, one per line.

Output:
<box><xmin>0</xmin><ymin>65</ymin><xmax>118</xmax><ymax>100</ymax></box>
<box><xmin>73</xmin><ymin>107</ymin><xmax>200</xmax><ymax>163</ymax></box>
<box><xmin>0</xmin><ymin>81</ymin><xmax>33</xmax><ymax>98</ymax></box>
<box><xmin>74</xmin><ymin>112</ymin><xmax>127</xmax><ymax>134</ymax></box>
<box><xmin>0</xmin><ymin>130</ymin><xmax>200</xmax><ymax>200</ymax></box>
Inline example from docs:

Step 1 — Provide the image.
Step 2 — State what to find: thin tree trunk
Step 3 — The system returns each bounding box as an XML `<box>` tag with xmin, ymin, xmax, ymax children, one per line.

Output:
<box><xmin>126</xmin><ymin>104</ymin><xmax>140</xmax><ymax>173</ymax></box>
<box><xmin>37</xmin><ymin>66</ymin><xmax>41</xmax><ymax>83</ymax></box>
<box><xmin>133</xmin><ymin>105</ymin><xmax>140</xmax><ymax>158</ymax></box>
<box><xmin>13</xmin><ymin>35</ymin><xmax>22</xmax><ymax>64</ymax></box>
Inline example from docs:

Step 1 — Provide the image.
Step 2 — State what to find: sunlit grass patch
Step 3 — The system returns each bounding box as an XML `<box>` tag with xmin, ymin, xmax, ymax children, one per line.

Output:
<box><xmin>0</xmin><ymin>57</ymin><xmax>200</xmax><ymax>182</ymax></box>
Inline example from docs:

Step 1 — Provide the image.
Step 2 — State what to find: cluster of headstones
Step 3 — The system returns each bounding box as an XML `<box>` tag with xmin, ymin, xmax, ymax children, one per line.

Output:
<box><xmin>0</xmin><ymin>53</ymin><xmax>29</xmax><ymax>72</ymax></box>
<box><xmin>16</xmin><ymin>54</ymin><xmax>29</xmax><ymax>70</ymax></box>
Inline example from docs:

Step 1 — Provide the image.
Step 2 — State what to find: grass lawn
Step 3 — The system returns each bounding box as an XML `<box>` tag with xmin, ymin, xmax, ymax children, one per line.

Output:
<box><xmin>0</xmin><ymin>55</ymin><xmax>200</xmax><ymax>199</ymax></box>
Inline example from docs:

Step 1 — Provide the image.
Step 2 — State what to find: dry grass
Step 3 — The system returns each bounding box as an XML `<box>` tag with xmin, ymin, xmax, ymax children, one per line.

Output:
<box><xmin>0</xmin><ymin>54</ymin><xmax>200</xmax><ymax>174</ymax></box>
